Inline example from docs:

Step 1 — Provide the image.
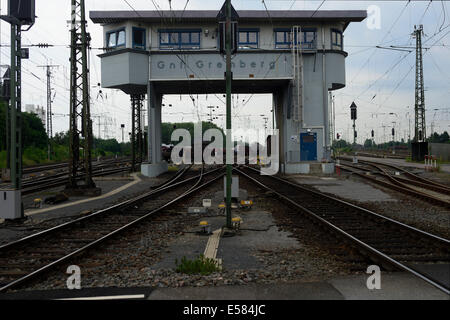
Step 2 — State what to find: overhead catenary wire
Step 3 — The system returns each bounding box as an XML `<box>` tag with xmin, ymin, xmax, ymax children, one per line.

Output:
<box><xmin>348</xmin><ymin>0</ymin><xmax>411</xmax><ymax>88</ymax></box>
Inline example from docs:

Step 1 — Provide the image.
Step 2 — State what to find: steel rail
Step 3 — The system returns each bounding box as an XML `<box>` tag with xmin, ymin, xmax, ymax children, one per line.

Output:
<box><xmin>21</xmin><ymin>159</ymin><xmax>132</xmax><ymax>184</ymax></box>
<box><xmin>21</xmin><ymin>166</ymin><xmax>132</xmax><ymax>195</ymax></box>
<box><xmin>340</xmin><ymin>164</ymin><xmax>450</xmax><ymax>209</ymax></box>
<box><xmin>2</xmin><ymin>159</ymin><xmax>132</xmax><ymax>191</ymax></box>
<box><xmin>0</xmin><ymin>166</ymin><xmax>225</xmax><ymax>292</ymax></box>
<box><xmin>340</xmin><ymin>159</ymin><xmax>450</xmax><ymax>195</ymax></box>
<box><xmin>22</xmin><ymin>157</ymin><xmax>130</xmax><ymax>174</ymax></box>
<box><xmin>0</xmin><ymin>165</ymin><xmax>221</xmax><ymax>252</ymax></box>
<box><xmin>340</xmin><ymin>156</ymin><xmax>450</xmax><ymax>190</ymax></box>
<box><xmin>236</xmin><ymin>166</ymin><xmax>450</xmax><ymax>295</ymax></box>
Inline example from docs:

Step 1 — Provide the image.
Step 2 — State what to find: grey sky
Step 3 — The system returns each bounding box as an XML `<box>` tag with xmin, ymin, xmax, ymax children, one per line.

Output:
<box><xmin>1</xmin><ymin>0</ymin><xmax>449</xmax><ymax>144</ymax></box>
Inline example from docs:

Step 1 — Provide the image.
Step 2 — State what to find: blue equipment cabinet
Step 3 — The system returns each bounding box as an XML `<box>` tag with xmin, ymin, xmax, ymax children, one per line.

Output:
<box><xmin>300</xmin><ymin>132</ymin><xmax>317</xmax><ymax>161</ymax></box>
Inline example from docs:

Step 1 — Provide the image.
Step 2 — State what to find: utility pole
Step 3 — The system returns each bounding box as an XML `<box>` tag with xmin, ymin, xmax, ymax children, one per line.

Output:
<box><xmin>218</xmin><ymin>0</ymin><xmax>238</xmax><ymax>229</ymax></box>
<box><xmin>67</xmin><ymin>0</ymin><xmax>99</xmax><ymax>195</ymax></box>
<box><xmin>226</xmin><ymin>0</ymin><xmax>235</xmax><ymax>230</ymax></box>
<box><xmin>262</xmin><ymin>116</ymin><xmax>269</xmax><ymax>139</ymax></box>
<box><xmin>121</xmin><ymin>124</ymin><xmax>125</xmax><ymax>143</ymax></box>
<box><xmin>413</xmin><ymin>25</ymin><xmax>426</xmax><ymax>142</ymax></box>
<box><xmin>1</xmin><ymin>0</ymin><xmax>35</xmax><ymax>219</ymax></box>
<box><xmin>207</xmin><ymin>105</ymin><xmax>217</xmax><ymax>123</ymax></box>
<box><xmin>38</xmin><ymin>64</ymin><xmax>58</xmax><ymax>161</ymax></box>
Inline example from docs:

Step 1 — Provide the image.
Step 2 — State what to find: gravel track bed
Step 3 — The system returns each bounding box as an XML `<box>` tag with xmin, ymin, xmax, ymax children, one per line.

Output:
<box><xmin>0</xmin><ymin>171</ymin><xmax>178</xmax><ymax>246</ymax></box>
<box><xmin>333</xmin><ymin>174</ymin><xmax>450</xmax><ymax>239</ymax></box>
<box><xmin>12</xmin><ymin>172</ymin><xmax>362</xmax><ymax>292</ymax></box>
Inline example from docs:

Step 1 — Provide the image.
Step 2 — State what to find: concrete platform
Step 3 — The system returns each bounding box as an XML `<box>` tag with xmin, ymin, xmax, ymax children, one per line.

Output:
<box><xmin>0</xmin><ymin>272</ymin><xmax>446</xmax><ymax>300</ymax></box>
<box><xmin>147</xmin><ymin>273</ymin><xmax>449</xmax><ymax>300</ymax></box>
<box><xmin>0</xmin><ymin>172</ymin><xmax>172</xmax><ymax>242</ymax></box>
<box><xmin>149</xmin><ymin>273</ymin><xmax>449</xmax><ymax>300</ymax></box>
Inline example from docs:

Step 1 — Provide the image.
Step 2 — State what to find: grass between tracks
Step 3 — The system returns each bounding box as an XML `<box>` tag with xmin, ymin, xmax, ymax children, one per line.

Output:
<box><xmin>175</xmin><ymin>255</ymin><xmax>221</xmax><ymax>275</ymax></box>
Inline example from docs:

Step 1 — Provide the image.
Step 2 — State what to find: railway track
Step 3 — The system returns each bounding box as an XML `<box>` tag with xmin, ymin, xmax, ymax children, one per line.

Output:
<box><xmin>21</xmin><ymin>165</ymin><xmax>132</xmax><ymax>196</ymax></box>
<box><xmin>338</xmin><ymin>159</ymin><xmax>450</xmax><ymax>209</ymax></box>
<box><xmin>236</xmin><ymin>166</ymin><xmax>450</xmax><ymax>295</ymax></box>
<box><xmin>0</xmin><ymin>165</ymin><xmax>225</xmax><ymax>292</ymax></box>
<box><xmin>1</xmin><ymin>160</ymin><xmax>132</xmax><ymax>195</ymax></box>
<box><xmin>21</xmin><ymin>157</ymin><xmax>130</xmax><ymax>175</ymax></box>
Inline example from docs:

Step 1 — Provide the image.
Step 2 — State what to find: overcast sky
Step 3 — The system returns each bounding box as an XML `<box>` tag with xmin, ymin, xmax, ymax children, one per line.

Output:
<box><xmin>1</xmin><ymin>0</ymin><xmax>449</xmax><ymax>144</ymax></box>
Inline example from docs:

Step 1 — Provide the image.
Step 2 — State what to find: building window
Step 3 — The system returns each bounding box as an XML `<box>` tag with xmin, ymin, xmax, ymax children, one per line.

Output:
<box><xmin>132</xmin><ymin>27</ymin><xmax>146</xmax><ymax>50</ymax></box>
<box><xmin>238</xmin><ymin>29</ymin><xmax>259</xmax><ymax>49</ymax></box>
<box><xmin>302</xmin><ymin>28</ymin><xmax>317</xmax><ymax>49</ymax></box>
<box><xmin>274</xmin><ymin>28</ymin><xmax>317</xmax><ymax>49</ymax></box>
<box><xmin>275</xmin><ymin>29</ymin><xmax>292</xmax><ymax>49</ymax></box>
<box><xmin>159</xmin><ymin>29</ymin><xmax>201</xmax><ymax>49</ymax></box>
<box><xmin>331</xmin><ymin>29</ymin><xmax>343</xmax><ymax>50</ymax></box>
<box><xmin>106</xmin><ymin>28</ymin><xmax>126</xmax><ymax>48</ymax></box>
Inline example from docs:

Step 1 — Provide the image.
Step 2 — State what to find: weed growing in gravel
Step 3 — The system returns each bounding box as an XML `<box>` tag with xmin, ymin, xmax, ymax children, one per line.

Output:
<box><xmin>175</xmin><ymin>255</ymin><xmax>221</xmax><ymax>275</ymax></box>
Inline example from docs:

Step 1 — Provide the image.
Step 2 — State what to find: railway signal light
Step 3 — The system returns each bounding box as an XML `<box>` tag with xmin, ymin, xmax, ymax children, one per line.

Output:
<box><xmin>8</xmin><ymin>0</ymin><xmax>35</xmax><ymax>25</ymax></box>
<box><xmin>217</xmin><ymin>1</ymin><xmax>239</xmax><ymax>56</ymax></box>
<box><xmin>371</xmin><ymin>130</ymin><xmax>374</xmax><ymax>138</ymax></box>
<box><xmin>336</xmin><ymin>133</ymin><xmax>341</xmax><ymax>140</ymax></box>
<box><xmin>350</xmin><ymin>102</ymin><xmax>357</xmax><ymax>120</ymax></box>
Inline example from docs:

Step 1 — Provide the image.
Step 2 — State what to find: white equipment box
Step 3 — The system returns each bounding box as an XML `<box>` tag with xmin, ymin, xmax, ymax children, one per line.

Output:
<box><xmin>223</xmin><ymin>176</ymin><xmax>239</xmax><ymax>199</ymax></box>
<box><xmin>0</xmin><ymin>190</ymin><xmax>22</xmax><ymax>220</ymax></box>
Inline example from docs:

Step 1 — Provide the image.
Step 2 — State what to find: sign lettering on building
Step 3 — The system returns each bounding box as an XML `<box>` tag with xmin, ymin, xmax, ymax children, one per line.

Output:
<box><xmin>150</xmin><ymin>53</ymin><xmax>292</xmax><ymax>80</ymax></box>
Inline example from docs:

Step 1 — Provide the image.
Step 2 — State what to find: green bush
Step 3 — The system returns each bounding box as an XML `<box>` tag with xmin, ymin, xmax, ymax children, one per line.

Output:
<box><xmin>175</xmin><ymin>255</ymin><xmax>221</xmax><ymax>275</ymax></box>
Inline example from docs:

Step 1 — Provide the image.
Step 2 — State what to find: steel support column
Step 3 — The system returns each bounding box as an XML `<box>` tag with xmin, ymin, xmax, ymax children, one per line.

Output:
<box><xmin>414</xmin><ymin>25</ymin><xmax>426</xmax><ymax>142</ymax></box>
<box><xmin>10</xmin><ymin>23</ymin><xmax>22</xmax><ymax>190</ymax></box>
<box><xmin>131</xmin><ymin>94</ymin><xmax>144</xmax><ymax>172</ymax></box>
<box><xmin>67</xmin><ymin>0</ymin><xmax>96</xmax><ymax>191</ymax></box>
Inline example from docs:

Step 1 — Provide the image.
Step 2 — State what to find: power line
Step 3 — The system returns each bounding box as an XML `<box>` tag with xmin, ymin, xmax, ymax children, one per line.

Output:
<box><xmin>348</xmin><ymin>1</ymin><xmax>411</xmax><ymax>87</ymax></box>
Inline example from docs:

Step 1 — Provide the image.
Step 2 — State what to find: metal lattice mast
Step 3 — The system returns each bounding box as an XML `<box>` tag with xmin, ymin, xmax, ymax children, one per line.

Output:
<box><xmin>414</xmin><ymin>25</ymin><xmax>426</xmax><ymax>142</ymax></box>
<box><xmin>2</xmin><ymin>67</ymin><xmax>11</xmax><ymax>170</ymax></box>
<box><xmin>38</xmin><ymin>65</ymin><xmax>58</xmax><ymax>161</ymax></box>
<box><xmin>68</xmin><ymin>0</ymin><xmax>95</xmax><ymax>189</ymax></box>
<box><xmin>10</xmin><ymin>23</ymin><xmax>22</xmax><ymax>190</ymax></box>
<box><xmin>130</xmin><ymin>94</ymin><xmax>144</xmax><ymax>172</ymax></box>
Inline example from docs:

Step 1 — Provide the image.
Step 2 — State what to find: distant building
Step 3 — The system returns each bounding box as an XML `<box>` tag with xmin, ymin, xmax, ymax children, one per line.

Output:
<box><xmin>25</xmin><ymin>104</ymin><xmax>46</xmax><ymax>127</ymax></box>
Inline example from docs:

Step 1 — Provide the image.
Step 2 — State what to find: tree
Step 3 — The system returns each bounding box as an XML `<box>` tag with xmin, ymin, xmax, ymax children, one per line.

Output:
<box><xmin>428</xmin><ymin>131</ymin><xmax>450</xmax><ymax>143</ymax></box>
<box><xmin>0</xmin><ymin>102</ymin><xmax>47</xmax><ymax>150</ymax></box>
<box><xmin>21</xmin><ymin>111</ymin><xmax>48</xmax><ymax>149</ymax></box>
<box><xmin>364</xmin><ymin>139</ymin><xmax>376</xmax><ymax>148</ymax></box>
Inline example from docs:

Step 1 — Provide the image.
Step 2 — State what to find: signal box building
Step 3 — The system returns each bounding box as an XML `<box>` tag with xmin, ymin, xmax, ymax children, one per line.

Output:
<box><xmin>90</xmin><ymin>8</ymin><xmax>366</xmax><ymax>176</ymax></box>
